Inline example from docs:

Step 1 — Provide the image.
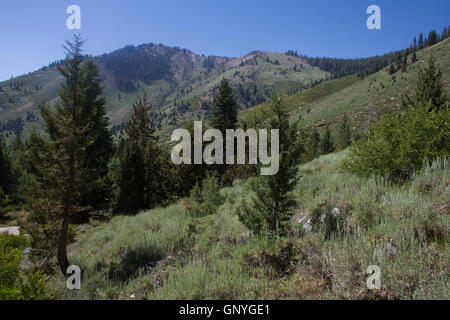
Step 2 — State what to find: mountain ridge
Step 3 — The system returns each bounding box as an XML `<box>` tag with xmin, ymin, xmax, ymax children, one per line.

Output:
<box><xmin>0</xmin><ymin>42</ymin><xmax>328</xmax><ymax>137</ymax></box>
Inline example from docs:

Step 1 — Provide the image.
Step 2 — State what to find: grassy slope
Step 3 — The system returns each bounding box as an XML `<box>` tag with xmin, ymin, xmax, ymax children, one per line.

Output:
<box><xmin>240</xmin><ymin>38</ymin><xmax>450</xmax><ymax>136</ymax></box>
<box><xmin>50</xmin><ymin>152</ymin><xmax>449</xmax><ymax>300</ymax></box>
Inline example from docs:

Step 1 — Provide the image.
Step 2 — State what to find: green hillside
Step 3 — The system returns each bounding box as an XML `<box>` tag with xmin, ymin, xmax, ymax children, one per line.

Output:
<box><xmin>48</xmin><ymin>152</ymin><xmax>449</xmax><ymax>300</ymax></box>
<box><xmin>240</xmin><ymin>38</ymin><xmax>450</xmax><ymax>137</ymax></box>
<box><xmin>0</xmin><ymin>44</ymin><xmax>329</xmax><ymax>140</ymax></box>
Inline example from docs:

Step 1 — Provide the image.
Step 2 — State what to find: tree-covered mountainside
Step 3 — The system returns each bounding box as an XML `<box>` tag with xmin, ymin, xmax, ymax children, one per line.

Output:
<box><xmin>0</xmin><ymin>43</ymin><xmax>330</xmax><ymax>138</ymax></box>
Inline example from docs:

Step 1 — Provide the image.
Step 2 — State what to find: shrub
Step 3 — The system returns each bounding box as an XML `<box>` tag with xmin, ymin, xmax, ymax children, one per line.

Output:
<box><xmin>185</xmin><ymin>171</ymin><xmax>224</xmax><ymax>218</ymax></box>
<box><xmin>0</xmin><ymin>233</ymin><xmax>51</xmax><ymax>299</ymax></box>
<box><xmin>109</xmin><ymin>237</ymin><xmax>165</xmax><ymax>281</ymax></box>
<box><xmin>343</xmin><ymin>103</ymin><xmax>449</xmax><ymax>183</ymax></box>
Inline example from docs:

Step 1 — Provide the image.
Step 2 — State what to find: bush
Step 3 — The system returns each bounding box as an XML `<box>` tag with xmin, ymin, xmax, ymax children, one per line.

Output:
<box><xmin>0</xmin><ymin>233</ymin><xmax>51</xmax><ymax>299</ymax></box>
<box><xmin>109</xmin><ymin>237</ymin><xmax>165</xmax><ymax>281</ymax></box>
<box><xmin>185</xmin><ymin>171</ymin><xmax>224</xmax><ymax>218</ymax></box>
<box><xmin>343</xmin><ymin>103</ymin><xmax>449</xmax><ymax>183</ymax></box>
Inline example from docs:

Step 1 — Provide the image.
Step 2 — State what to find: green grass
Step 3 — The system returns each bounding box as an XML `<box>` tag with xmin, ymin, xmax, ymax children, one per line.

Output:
<box><xmin>48</xmin><ymin>151</ymin><xmax>449</xmax><ymax>300</ymax></box>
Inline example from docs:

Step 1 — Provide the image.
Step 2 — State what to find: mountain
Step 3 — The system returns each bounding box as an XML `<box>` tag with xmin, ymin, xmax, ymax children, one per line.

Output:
<box><xmin>240</xmin><ymin>38</ymin><xmax>450</xmax><ymax>137</ymax></box>
<box><xmin>2</xmin><ymin>38</ymin><xmax>449</xmax><ymax>143</ymax></box>
<box><xmin>0</xmin><ymin>43</ymin><xmax>329</xmax><ymax>139</ymax></box>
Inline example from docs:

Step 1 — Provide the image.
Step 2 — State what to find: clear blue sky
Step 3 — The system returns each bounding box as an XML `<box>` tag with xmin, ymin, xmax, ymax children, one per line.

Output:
<box><xmin>1</xmin><ymin>0</ymin><xmax>449</xmax><ymax>81</ymax></box>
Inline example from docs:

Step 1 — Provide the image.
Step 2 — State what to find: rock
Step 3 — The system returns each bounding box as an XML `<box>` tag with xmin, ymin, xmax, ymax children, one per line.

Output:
<box><xmin>0</xmin><ymin>226</ymin><xmax>20</xmax><ymax>236</ymax></box>
<box><xmin>332</xmin><ymin>208</ymin><xmax>340</xmax><ymax>216</ymax></box>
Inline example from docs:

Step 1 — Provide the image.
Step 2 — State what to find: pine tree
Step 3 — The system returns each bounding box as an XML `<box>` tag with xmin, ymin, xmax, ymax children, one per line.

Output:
<box><xmin>442</xmin><ymin>27</ymin><xmax>448</xmax><ymax>40</ymax></box>
<box><xmin>337</xmin><ymin>114</ymin><xmax>352</xmax><ymax>150</ymax></box>
<box><xmin>412</xmin><ymin>49</ymin><xmax>417</xmax><ymax>64</ymax></box>
<box><xmin>76</xmin><ymin>58</ymin><xmax>114</xmax><ymax>216</ymax></box>
<box><xmin>210</xmin><ymin>78</ymin><xmax>238</xmax><ymax>177</ymax></box>
<box><xmin>0</xmin><ymin>139</ymin><xmax>15</xmax><ymax>195</ymax></box>
<box><xmin>409</xmin><ymin>55</ymin><xmax>447</xmax><ymax>110</ymax></box>
<box><xmin>395</xmin><ymin>52</ymin><xmax>402</xmax><ymax>71</ymax></box>
<box><xmin>237</xmin><ymin>94</ymin><xmax>302</xmax><ymax>237</ymax></box>
<box><xmin>115</xmin><ymin>142</ymin><xmax>145</xmax><ymax>215</ymax></box>
<box><xmin>418</xmin><ymin>33</ymin><xmax>424</xmax><ymax>49</ymax></box>
<box><xmin>401</xmin><ymin>49</ymin><xmax>408</xmax><ymax>72</ymax></box>
<box><xmin>115</xmin><ymin>95</ymin><xmax>173</xmax><ymax>213</ymax></box>
<box><xmin>388</xmin><ymin>63</ymin><xmax>396</xmax><ymax>75</ymax></box>
<box><xmin>427</xmin><ymin>30</ymin><xmax>438</xmax><ymax>46</ymax></box>
<box><xmin>304</xmin><ymin>129</ymin><xmax>320</xmax><ymax>162</ymax></box>
<box><xmin>25</xmin><ymin>35</ymin><xmax>95</xmax><ymax>275</ymax></box>
<box><xmin>211</xmin><ymin>79</ymin><xmax>238</xmax><ymax>134</ymax></box>
<box><xmin>320</xmin><ymin>127</ymin><xmax>335</xmax><ymax>155</ymax></box>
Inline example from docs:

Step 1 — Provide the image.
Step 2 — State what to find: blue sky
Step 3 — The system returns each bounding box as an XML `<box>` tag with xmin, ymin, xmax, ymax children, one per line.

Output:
<box><xmin>0</xmin><ymin>0</ymin><xmax>449</xmax><ymax>81</ymax></box>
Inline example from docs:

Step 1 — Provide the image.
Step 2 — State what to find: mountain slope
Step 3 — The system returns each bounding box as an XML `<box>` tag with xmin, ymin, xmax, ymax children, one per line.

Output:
<box><xmin>240</xmin><ymin>38</ymin><xmax>450</xmax><ymax>136</ymax></box>
<box><xmin>0</xmin><ymin>43</ymin><xmax>329</xmax><ymax>138</ymax></box>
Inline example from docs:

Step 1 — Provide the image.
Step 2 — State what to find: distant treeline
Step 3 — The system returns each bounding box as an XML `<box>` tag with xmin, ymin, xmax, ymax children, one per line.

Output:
<box><xmin>0</xmin><ymin>112</ymin><xmax>37</xmax><ymax>136</ymax></box>
<box><xmin>303</xmin><ymin>26</ymin><xmax>450</xmax><ymax>79</ymax></box>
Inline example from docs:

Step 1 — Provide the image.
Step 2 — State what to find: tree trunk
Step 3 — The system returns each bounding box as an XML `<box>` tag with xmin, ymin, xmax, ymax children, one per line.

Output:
<box><xmin>58</xmin><ymin>199</ymin><xmax>71</xmax><ymax>276</ymax></box>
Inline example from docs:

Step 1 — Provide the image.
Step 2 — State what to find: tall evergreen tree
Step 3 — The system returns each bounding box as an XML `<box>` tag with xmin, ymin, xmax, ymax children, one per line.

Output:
<box><xmin>401</xmin><ymin>48</ymin><xmax>408</xmax><ymax>72</ymax></box>
<box><xmin>320</xmin><ymin>127</ymin><xmax>335</xmax><ymax>155</ymax></box>
<box><xmin>427</xmin><ymin>30</ymin><xmax>438</xmax><ymax>46</ymax></box>
<box><xmin>411</xmin><ymin>55</ymin><xmax>447</xmax><ymax>110</ymax></box>
<box><xmin>442</xmin><ymin>27</ymin><xmax>448</xmax><ymax>40</ymax></box>
<box><xmin>388</xmin><ymin>63</ymin><xmax>396</xmax><ymax>75</ymax></box>
<box><xmin>304</xmin><ymin>129</ymin><xmax>320</xmax><ymax>162</ymax></box>
<box><xmin>76</xmin><ymin>58</ymin><xmax>114</xmax><ymax>216</ymax></box>
<box><xmin>25</xmin><ymin>35</ymin><xmax>96</xmax><ymax>275</ymax></box>
<box><xmin>237</xmin><ymin>94</ymin><xmax>302</xmax><ymax>237</ymax></box>
<box><xmin>418</xmin><ymin>33</ymin><xmax>424</xmax><ymax>49</ymax></box>
<box><xmin>115</xmin><ymin>95</ymin><xmax>174</xmax><ymax>213</ymax></box>
<box><xmin>115</xmin><ymin>142</ymin><xmax>145</xmax><ymax>215</ymax></box>
<box><xmin>395</xmin><ymin>52</ymin><xmax>402</xmax><ymax>71</ymax></box>
<box><xmin>211</xmin><ymin>78</ymin><xmax>238</xmax><ymax>135</ymax></box>
<box><xmin>210</xmin><ymin>78</ymin><xmax>238</xmax><ymax>177</ymax></box>
<box><xmin>337</xmin><ymin>114</ymin><xmax>352</xmax><ymax>150</ymax></box>
<box><xmin>0</xmin><ymin>139</ymin><xmax>15</xmax><ymax>195</ymax></box>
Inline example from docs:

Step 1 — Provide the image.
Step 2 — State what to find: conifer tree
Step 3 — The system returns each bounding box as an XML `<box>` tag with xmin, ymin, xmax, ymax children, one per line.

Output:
<box><xmin>0</xmin><ymin>139</ymin><xmax>14</xmax><ymax>195</ymax></box>
<box><xmin>337</xmin><ymin>114</ymin><xmax>352</xmax><ymax>150</ymax></box>
<box><xmin>210</xmin><ymin>78</ymin><xmax>238</xmax><ymax>177</ymax></box>
<box><xmin>76</xmin><ymin>58</ymin><xmax>114</xmax><ymax>216</ymax></box>
<box><xmin>211</xmin><ymin>79</ymin><xmax>238</xmax><ymax>134</ymax></box>
<box><xmin>401</xmin><ymin>49</ymin><xmax>408</xmax><ymax>72</ymax></box>
<box><xmin>395</xmin><ymin>52</ymin><xmax>402</xmax><ymax>71</ymax></box>
<box><xmin>442</xmin><ymin>27</ymin><xmax>448</xmax><ymax>40</ymax></box>
<box><xmin>388</xmin><ymin>63</ymin><xmax>396</xmax><ymax>75</ymax></box>
<box><xmin>428</xmin><ymin>30</ymin><xmax>438</xmax><ymax>46</ymax></box>
<box><xmin>25</xmin><ymin>35</ymin><xmax>96</xmax><ymax>275</ymax></box>
<box><xmin>403</xmin><ymin>55</ymin><xmax>447</xmax><ymax>111</ymax></box>
<box><xmin>418</xmin><ymin>33</ymin><xmax>424</xmax><ymax>49</ymax></box>
<box><xmin>237</xmin><ymin>94</ymin><xmax>302</xmax><ymax>237</ymax></box>
<box><xmin>115</xmin><ymin>95</ymin><xmax>173</xmax><ymax>213</ymax></box>
<box><xmin>320</xmin><ymin>127</ymin><xmax>335</xmax><ymax>155</ymax></box>
<box><xmin>412</xmin><ymin>49</ymin><xmax>417</xmax><ymax>63</ymax></box>
<box><xmin>304</xmin><ymin>129</ymin><xmax>320</xmax><ymax>161</ymax></box>
<box><xmin>115</xmin><ymin>142</ymin><xmax>145</xmax><ymax>215</ymax></box>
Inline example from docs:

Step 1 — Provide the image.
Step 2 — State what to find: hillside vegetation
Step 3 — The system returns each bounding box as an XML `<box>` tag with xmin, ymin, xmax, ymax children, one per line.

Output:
<box><xmin>0</xmin><ymin>44</ymin><xmax>329</xmax><ymax>137</ymax></box>
<box><xmin>240</xmin><ymin>38</ymin><xmax>450</xmax><ymax>137</ymax></box>
<box><xmin>47</xmin><ymin>152</ymin><xmax>449</xmax><ymax>300</ymax></box>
